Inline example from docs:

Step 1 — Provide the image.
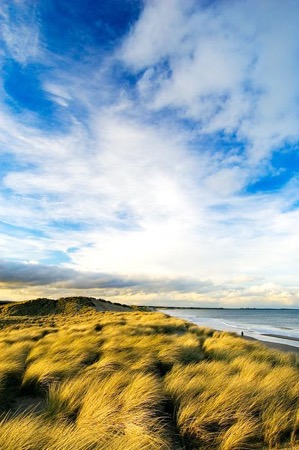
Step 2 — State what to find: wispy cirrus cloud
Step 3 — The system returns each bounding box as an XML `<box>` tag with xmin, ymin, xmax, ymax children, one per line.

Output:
<box><xmin>0</xmin><ymin>0</ymin><xmax>40</xmax><ymax>64</ymax></box>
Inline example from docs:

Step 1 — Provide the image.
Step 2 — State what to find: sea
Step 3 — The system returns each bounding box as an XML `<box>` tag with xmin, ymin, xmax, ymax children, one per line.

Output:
<box><xmin>161</xmin><ymin>308</ymin><xmax>299</xmax><ymax>348</ymax></box>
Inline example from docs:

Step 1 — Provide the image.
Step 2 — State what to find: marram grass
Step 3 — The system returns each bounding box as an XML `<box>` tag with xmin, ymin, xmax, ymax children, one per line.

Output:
<box><xmin>0</xmin><ymin>308</ymin><xmax>298</xmax><ymax>449</ymax></box>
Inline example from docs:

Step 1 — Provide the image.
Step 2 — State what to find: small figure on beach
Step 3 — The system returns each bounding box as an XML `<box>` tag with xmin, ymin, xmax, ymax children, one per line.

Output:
<box><xmin>241</xmin><ymin>331</ymin><xmax>244</xmax><ymax>337</ymax></box>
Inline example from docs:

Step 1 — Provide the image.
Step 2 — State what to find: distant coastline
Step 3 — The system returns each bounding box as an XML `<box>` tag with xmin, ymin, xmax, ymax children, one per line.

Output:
<box><xmin>154</xmin><ymin>306</ymin><xmax>299</xmax><ymax>310</ymax></box>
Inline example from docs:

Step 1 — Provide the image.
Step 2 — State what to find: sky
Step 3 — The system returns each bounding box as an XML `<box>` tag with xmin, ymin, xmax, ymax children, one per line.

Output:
<box><xmin>1</xmin><ymin>0</ymin><xmax>299</xmax><ymax>307</ymax></box>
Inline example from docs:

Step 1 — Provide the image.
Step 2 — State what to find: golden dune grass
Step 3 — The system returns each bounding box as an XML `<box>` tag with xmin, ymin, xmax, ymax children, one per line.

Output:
<box><xmin>0</xmin><ymin>309</ymin><xmax>297</xmax><ymax>449</ymax></box>
<box><xmin>165</xmin><ymin>335</ymin><xmax>299</xmax><ymax>449</ymax></box>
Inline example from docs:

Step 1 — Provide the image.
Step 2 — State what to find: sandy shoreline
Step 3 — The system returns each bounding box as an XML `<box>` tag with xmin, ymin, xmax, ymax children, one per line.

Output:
<box><xmin>245</xmin><ymin>335</ymin><xmax>299</xmax><ymax>354</ymax></box>
<box><xmin>262</xmin><ymin>333</ymin><xmax>299</xmax><ymax>342</ymax></box>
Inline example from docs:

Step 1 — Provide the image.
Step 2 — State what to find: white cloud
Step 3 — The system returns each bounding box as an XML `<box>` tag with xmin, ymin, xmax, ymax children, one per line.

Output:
<box><xmin>1</xmin><ymin>0</ymin><xmax>299</xmax><ymax>306</ymax></box>
<box><xmin>1</xmin><ymin>100</ymin><xmax>299</xmax><ymax>305</ymax></box>
<box><xmin>120</xmin><ymin>0</ymin><xmax>299</xmax><ymax>162</ymax></box>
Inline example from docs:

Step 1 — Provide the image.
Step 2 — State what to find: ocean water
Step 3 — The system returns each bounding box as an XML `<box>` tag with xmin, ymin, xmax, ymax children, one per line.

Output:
<box><xmin>162</xmin><ymin>309</ymin><xmax>299</xmax><ymax>348</ymax></box>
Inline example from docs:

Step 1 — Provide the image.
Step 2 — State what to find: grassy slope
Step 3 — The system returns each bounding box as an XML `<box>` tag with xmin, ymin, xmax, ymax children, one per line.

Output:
<box><xmin>0</xmin><ymin>306</ymin><xmax>298</xmax><ymax>449</ymax></box>
<box><xmin>0</xmin><ymin>296</ymin><xmax>132</xmax><ymax>316</ymax></box>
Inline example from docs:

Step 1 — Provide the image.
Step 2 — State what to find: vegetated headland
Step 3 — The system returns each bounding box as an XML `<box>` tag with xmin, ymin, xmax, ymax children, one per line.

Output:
<box><xmin>0</xmin><ymin>296</ymin><xmax>298</xmax><ymax>450</ymax></box>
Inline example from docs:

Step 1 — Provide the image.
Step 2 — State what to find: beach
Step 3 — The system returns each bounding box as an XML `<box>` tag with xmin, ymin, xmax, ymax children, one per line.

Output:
<box><xmin>161</xmin><ymin>308</ymin><xmax>299</xmax><ymax>353</ymax></box>
<box><xmin>244</xmin><ymin>335</ymin><xmax>299</xmax><ymax>354</ymax></box>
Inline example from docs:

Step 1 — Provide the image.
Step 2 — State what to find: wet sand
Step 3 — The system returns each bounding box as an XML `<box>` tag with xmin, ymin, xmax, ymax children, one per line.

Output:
<box><xmin>262</xmin><ymin>333</ymin><xmax>299</xmax><ymax>342</ymax></box>
<box><xmin>244</xmin><ymin>335</ymin><xmax>299</xmax><ymax>354</ymax></box>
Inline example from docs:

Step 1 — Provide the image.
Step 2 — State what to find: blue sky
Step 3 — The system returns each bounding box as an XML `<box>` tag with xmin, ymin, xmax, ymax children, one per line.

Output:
<box><xmin>1</xmin><ymin>0</ymin><xmax>299</xmax><ymax>306</ymax></box>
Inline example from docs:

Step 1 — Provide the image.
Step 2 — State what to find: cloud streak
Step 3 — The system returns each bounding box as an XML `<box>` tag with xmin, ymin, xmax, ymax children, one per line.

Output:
<box><xmin>0</xmin><ymin>0</ymin><xmax>40</xmax><ymax>64</ymax></box>
<box><xmin>0</xmin><ymin>258</ymin><xmax>216</xmax><ymax>294</ymax></box>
